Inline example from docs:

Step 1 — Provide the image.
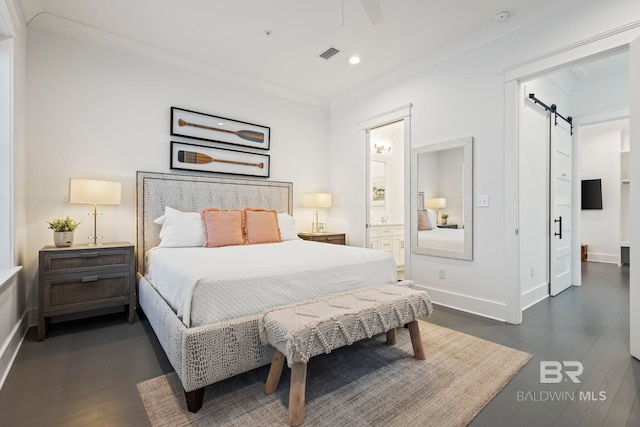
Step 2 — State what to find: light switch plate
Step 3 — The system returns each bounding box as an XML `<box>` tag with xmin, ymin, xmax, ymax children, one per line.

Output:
<box><xmin>477</xmin><ymin>195</ymin><xmax>489</xmax><ymax>207</ymax></box>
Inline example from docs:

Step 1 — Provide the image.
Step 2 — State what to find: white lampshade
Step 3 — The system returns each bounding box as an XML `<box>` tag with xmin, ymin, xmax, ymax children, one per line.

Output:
<box><xmin>302</xmin><ymin>192</ymin><xmax>332</xmax><ymax>208</ymax></box>
<box><xmin>69</xmin><ymin>179</ymin><xmax>121</xmax><ymax>205</ymax></box>
<box><xmin>425</xmin><ymin>197</ymin><xmax>446</xmax><ymax>209</ymax></box>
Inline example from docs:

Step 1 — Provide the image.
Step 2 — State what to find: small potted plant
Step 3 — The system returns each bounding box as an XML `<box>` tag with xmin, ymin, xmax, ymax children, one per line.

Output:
<box><xmin>440</xmin><ymin>213</ymin><xmax>449</xmax><ymax>225</ymax></box>
<box><xmin>47</xmin><ymin>216</ymin><xmax>81</xmax><ymax>247</ymax></box>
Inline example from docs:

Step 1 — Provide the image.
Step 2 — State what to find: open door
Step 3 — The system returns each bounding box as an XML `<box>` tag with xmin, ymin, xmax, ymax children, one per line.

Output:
<box><xmin>550</xmin><ymin>113</ymin><xmax>573</xmax><ymax>296</ymax></box>
<box><xmin>630</xmin><ymin>36</ymin><xmax>639</xmax><ymax>360</ymax></box>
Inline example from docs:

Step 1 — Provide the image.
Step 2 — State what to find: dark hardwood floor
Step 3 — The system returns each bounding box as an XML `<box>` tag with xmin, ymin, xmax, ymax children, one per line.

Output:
<box><xmin>0</xmin><ymin>261</ymin><xmax>636</xmax><ymax>426</ymax></box>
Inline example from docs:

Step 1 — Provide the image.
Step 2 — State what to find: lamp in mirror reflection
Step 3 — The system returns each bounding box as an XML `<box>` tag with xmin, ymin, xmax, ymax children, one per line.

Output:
<box><xmin>69</xmin><ymin>178</ymin><xmax>122</xmax><ymax>245</ymax></box>
<box><xmin>302</xmin><ymin>192</ymin><xmax>332</xmax><ymax>233</ymax></box>
<box><xmin>425</xmin><ymin>198</ymin><xmax>446</xmax><ymax>224</ymax></box>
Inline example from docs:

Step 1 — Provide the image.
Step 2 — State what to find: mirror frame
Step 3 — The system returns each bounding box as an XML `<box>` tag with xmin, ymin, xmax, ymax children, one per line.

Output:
<box><xmin>410</xmin><ymin>136</ymin><xmax>473</xmax><ymax>260</ymax></box>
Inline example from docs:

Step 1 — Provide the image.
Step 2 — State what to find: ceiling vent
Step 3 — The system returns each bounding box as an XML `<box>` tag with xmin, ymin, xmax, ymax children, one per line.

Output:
<box><xmin>319</xmin><ymin>47</ymin><xmax>341</xmax><ymax>60</ymax></box>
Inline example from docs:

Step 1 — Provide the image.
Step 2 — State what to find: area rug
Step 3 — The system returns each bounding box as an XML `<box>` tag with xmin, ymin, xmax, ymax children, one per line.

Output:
<box><xmin>138</xmin><ymin>321</ymin><xmax>531</xmax><ymax>426</ymax></box>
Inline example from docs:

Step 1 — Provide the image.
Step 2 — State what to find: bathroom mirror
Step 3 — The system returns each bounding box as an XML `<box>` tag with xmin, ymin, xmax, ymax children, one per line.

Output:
<box><xmin>411</xmin><ymin>137</ymin><xmax>473</xmax><ymax>260</ymax></box>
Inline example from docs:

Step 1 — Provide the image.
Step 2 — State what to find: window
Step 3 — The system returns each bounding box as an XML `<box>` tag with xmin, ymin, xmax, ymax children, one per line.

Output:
<box><xmin>0</xmin><ymin>38</ymin><xmax>13</xmax><ymax>268</ymax></box>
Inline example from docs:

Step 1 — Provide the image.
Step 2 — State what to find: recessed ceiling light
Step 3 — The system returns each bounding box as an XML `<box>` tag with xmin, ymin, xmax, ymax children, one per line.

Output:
<box><xmin>218</xmin><ymin>122</ymin><xmax>224</xmax><ymax>126</ymax></box>
<box><xmin>349</xmin><ymin>56</ymin><xmax>361</xmax><ymax>65</ymax></box>
<box><xmin>493</xmin><ymin>10</ymin><xmax>510</xmax><ymax>22</ymax></box>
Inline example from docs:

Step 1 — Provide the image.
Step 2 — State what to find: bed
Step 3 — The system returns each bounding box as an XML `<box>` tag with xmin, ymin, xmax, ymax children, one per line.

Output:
<box><xmin>417</xmin><ymin>228</ymin><xmax>465</xmax><ymax>252</ymax></box>
<box><xmin>135</xmin><ymin>171</ymin><xmax>413</xmax><ymax>412</ymax></box>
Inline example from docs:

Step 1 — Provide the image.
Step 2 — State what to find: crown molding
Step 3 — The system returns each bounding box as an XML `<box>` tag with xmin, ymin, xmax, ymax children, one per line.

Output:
<box><xmin>29</xmin><ymin>12</ymin><xmax>329</xmax><ymax>110</ymax></box>
<box><xmin>0</xmin><ymin>0</ymin><xmax>25</xmax><ymax>37</ymax></box>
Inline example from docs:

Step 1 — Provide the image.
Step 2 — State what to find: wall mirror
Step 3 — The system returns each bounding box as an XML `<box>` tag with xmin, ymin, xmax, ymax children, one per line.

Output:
<box><xmin>411</xmin><ymin>137</ymin><xmax>473</xmax><ymax>260</ymax></box>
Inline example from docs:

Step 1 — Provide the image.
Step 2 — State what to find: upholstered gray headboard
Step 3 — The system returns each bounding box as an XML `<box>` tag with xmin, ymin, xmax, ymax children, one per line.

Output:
<box><xmin>136</xmin><ymin>171</ymin><xmax>293</xmax><ymax>273</ymax></box>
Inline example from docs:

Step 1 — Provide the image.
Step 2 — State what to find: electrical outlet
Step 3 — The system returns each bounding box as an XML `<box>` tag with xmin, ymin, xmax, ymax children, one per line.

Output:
<box><xmin>438</xmin><ymin>267</ymin><xmax>446</xmax><ymax>279</ymax></box>
<box><xmin>530</xmin><ymin>267</ymin><xmax>535</xmax><ymax>278</ymax></box>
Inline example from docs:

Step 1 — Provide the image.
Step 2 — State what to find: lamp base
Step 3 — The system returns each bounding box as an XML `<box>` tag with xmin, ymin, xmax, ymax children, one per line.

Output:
<box><xmin>88</xmin><ymin>206</ymin><xmax>104</xmax><ymax>245</ymax></box>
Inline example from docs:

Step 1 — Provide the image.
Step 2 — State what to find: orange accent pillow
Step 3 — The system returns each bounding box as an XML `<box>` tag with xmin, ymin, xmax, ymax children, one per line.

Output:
<box><xmin>244</xmin><ymin>208</ymin><xmax>282</xmax><ymax>245</ymax></box>
<box><xmin>418</xmin><ymin>210</ymin><xmax>432</xmax><ymax>231</ymax></box>
<box><xmin>201</xmin><ymin>208</ymin><xmax>246</xmax><ymax>248</ymax></box>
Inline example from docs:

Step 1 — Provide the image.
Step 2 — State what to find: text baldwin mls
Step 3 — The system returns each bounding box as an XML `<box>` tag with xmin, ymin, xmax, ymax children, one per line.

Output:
<box><xmin>517</xmin><ymin>390</ymin><xmax>607</xmax><ymax>402</ymax></box>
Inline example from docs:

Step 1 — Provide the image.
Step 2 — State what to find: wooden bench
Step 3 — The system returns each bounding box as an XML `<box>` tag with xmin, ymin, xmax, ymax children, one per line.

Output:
<box><xmin>261</xmin><ymin>284</ymin><xmax>432</xmax><ymax>426</ymax></box>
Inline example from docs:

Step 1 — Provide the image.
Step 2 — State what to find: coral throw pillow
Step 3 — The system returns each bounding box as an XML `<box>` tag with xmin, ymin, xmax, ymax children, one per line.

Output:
<box><xmin>245</xmin><ymin>208</ymin><xmax>282</xmax><ymax>244</ymax></box>
<box><xmin>201</xmin><ymin>208</ymin><xmax>246</xmax><ymax>248</ymax></box>
<box><xmin>418</xmin><ymin>210</ymin><xmax>432</xmax><ymax>231</ymax></box>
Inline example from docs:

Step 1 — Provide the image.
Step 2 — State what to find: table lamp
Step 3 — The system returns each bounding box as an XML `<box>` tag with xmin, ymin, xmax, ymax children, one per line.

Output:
<box><xmin>425</xmin><ymin>197</ymin><xmax>446</xmax><ymax>224</ymax></box>
<box><xmin>302</xmin><ymin>192</ymin><xmax>332</xmax><ymax>233</ymax></box>
<box><xmin>69</xmin><ymin>178</ymin><xmax>122</xmax><ymax>245</ymax></box>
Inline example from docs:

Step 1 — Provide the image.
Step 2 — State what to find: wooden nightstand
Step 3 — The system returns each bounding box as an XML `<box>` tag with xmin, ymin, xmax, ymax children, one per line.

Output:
<box><xmin>438</xmin><ymin>224</ymin><xmax>458</xmax><ymax>229</ymax></box>
<box><xmin>38</xmin><ymin>242</ymin><xmax>135</xmax><ymax>340</ymax></box>
<box><xmin>298</xmin><ymin>232</ymin><xmax>346</xmax><ymax>245</ymax></box>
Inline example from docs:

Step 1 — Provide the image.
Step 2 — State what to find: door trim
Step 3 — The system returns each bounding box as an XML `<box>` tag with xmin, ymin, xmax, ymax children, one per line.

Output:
<box><xmin>359</xmin><ymin>104</ymin><xmax>412</xmax><ymax>277</ymax></box>
<box><xmin>504</xmin><ymin>27</ymin><xmax>640</xmax><ymax>325</ymax></box>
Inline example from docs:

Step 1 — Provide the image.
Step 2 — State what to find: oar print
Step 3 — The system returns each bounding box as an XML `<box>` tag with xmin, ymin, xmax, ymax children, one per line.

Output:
<box><xmin>178</xmin><ymin>150</ymin><xmax>264</xmax><ymax>169</ymax></box>
<box><xmin>178</xmin><ymin>118</ymin><xmax>264</xmax><ymax>143</ymax></box>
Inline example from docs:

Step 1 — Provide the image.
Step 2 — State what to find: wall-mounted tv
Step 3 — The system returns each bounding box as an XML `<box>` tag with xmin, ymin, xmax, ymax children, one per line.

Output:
<box><xmin>581</xmin><ymin>179</ymin><xmax>603</xmax><ymax>210</ymax></box>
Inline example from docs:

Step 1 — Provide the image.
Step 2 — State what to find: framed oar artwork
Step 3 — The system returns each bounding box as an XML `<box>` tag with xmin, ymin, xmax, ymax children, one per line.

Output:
<box><xmin>170</xmin><ymin>141</ymin><xmax>270</xmax><ymax>178</ymax></box>
<box><xmin>171</xmin><ymin>107</ymin><xmax>270</xmax><ymax>150</ymax></box>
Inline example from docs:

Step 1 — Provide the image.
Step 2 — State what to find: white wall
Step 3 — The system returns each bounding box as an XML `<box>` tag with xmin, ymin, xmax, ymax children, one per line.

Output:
<box><xmin>629</xmin><ymin>33</ymin><xmax>640</xmax><ymax>360</ymax></box>
<box><xmin>416</xmin><ymin>148</ymin><xmax>463</xmax><ymax>226</ymax></box>
<box><xmin>25</xmin><ymin>27</ymin><xmax>330</xmax><ymax>305</ymax></box>
<box><xmin>438</xmin><ymin>148</ymin><xmax>464</xmax><ymax>226</ymax></box>
<box><xmin>328</xmin><ymin>0</ymin><xmax>640</xmax><ymax>321</ymax></box>
<box><xmin>580</xmin><ymin>121</ymin><xmax>626</xmax><ymax>263</ymax></box>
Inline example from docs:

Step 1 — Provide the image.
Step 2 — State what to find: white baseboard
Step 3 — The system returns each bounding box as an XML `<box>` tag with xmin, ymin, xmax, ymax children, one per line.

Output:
<box><xmin>0</xmin><ymin>308</ymin><xmax>31</xmax><ymax>390</ymax></box>
<box><xmin>586</xmin><ymin>252</ymin><xmax>619</xmax><ymax>264</ymax></box>
<box><xmin>521</xmin><ymin>282</ymin><xmax>549</xmax><ymax>311</ymax></box>
<box><xmin>414</xmin><ymin>284</ymin><xmax>507</xmax><ymax>322</ymax></box>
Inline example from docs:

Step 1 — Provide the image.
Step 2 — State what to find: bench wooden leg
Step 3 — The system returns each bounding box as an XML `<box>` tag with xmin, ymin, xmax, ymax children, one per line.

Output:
<box><xmin>407</xmin><ymin>321</ymin><xmax>426</xmax><ymax>360</ymax></box>
<box><xmin>265</xmin><ymin>349</ymin><xmax>285</xmax><ymax>395</ymax></box>
<box><xmin>386</xmin><ymin>328</ymin><xmax>397</xmax><ymax>345</ymax></box>
<box><xmin>184</xmin><ymin>387</ymin><xmax>205</xmax><ymax>413</ymax></box>
<box><xmin>288</xmin><ymin>362</ymin><xmax>307</xmax><ymax>427</ymax></box>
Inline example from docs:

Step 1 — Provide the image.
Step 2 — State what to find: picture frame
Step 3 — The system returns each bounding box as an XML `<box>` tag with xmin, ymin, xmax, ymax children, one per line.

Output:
<box><xmin>171</xmin><ymin>107</ymin><xmax>270</xmax><ymax>150</ymax></box>
<box><xmin>370</xmin><ymin>160</ymin><xmax>386</xmax><ymax>207</ymax></box>
<box><xmin>371</xmin><ymin>180</ymin><xmax>386</xmax><ymax>207</ymax></box>
<box><xmin>170</xmin><ymin>141</ymin><xmax>270</xmax><ymax>178</ymax></box>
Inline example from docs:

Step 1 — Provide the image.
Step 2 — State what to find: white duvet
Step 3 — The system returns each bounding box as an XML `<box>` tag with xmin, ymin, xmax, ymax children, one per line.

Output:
<box><xmin>145</xmin><ymin>240</ymin><xmax>398</xmax><ymax>327</ymax></box>
<box><xmin>417</xmin><ymin>228</ymin><xmax>464</xmax><ymax>251</ymax></box>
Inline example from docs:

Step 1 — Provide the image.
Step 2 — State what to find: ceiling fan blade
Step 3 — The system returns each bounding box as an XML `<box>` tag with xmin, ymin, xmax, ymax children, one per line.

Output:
<box><xmin>360</xmin><ymin>0</ymin><xmax>384</xmax><ymax>25</ymax></box>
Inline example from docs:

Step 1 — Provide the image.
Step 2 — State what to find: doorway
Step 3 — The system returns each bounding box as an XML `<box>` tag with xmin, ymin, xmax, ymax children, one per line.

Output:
<box><xmin>578</xmin><ymin>119</ymin><xmax>630</xmax><ymax>266</ymax></box>
<box><xmin>366</xmin><ymin>120</ymin><xmax>406</xmax><ymax>274</ymax></box>
<box><xmin>518</xmin><ymin>50</ymin><xmax>629</xmax><ymax>310</ymax></box>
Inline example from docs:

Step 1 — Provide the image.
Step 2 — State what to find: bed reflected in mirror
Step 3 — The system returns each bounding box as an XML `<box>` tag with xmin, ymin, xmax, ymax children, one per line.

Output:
<box><xmin>410</xmin><ymin>137</ymin><xmax>473</xmax><ymax>260</ymax></box>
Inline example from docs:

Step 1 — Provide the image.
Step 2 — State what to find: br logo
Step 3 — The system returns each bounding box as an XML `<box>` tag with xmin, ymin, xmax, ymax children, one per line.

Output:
<box><xmin>540</xmin><ymin>361</ymin><xmax>583</xmax><ymax>384</ymax></box>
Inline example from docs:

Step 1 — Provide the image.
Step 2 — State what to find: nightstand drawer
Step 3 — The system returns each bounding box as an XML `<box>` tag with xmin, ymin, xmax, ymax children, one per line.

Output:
<box><xmin>298</xmin><ymin>233</ymin><xmax>346</xmax><ymax>245</ymax></box>
<box><xmin>321</xmin><ymin>235</ymin><xmax>345</xmax><ymax>245</ymax></box>
<box><xmin>44</xmin><ymin>249</ymin><xmax>131</xmax><ymax>274</ymax></box>
<box><xmin>44</xmin><ymin>271</ymin><xmax>131</xmax><ymax>311</ymax></box>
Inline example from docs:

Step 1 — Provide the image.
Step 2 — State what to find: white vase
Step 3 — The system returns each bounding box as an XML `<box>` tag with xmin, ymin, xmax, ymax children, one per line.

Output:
<box><xmin>53</xmin><ymin>231</ymin><xmax>74</xmax><ymax>247</ymax></box>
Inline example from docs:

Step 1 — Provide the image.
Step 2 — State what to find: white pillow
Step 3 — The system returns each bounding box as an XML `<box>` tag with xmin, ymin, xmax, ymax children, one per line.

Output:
<box><xmin>427</xmin><ymin>210</ymin><xmax>438</xmax><ymax>229</ymax></box>
<box><xmin>154</xmin><ymin>207</ymin><xmax>205</xmax><ymax>247</ymax></box>
<box><xmin>277</xmin><ymin>213</ymin><xmax>300</xmax><ymax>241</ymax></box>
